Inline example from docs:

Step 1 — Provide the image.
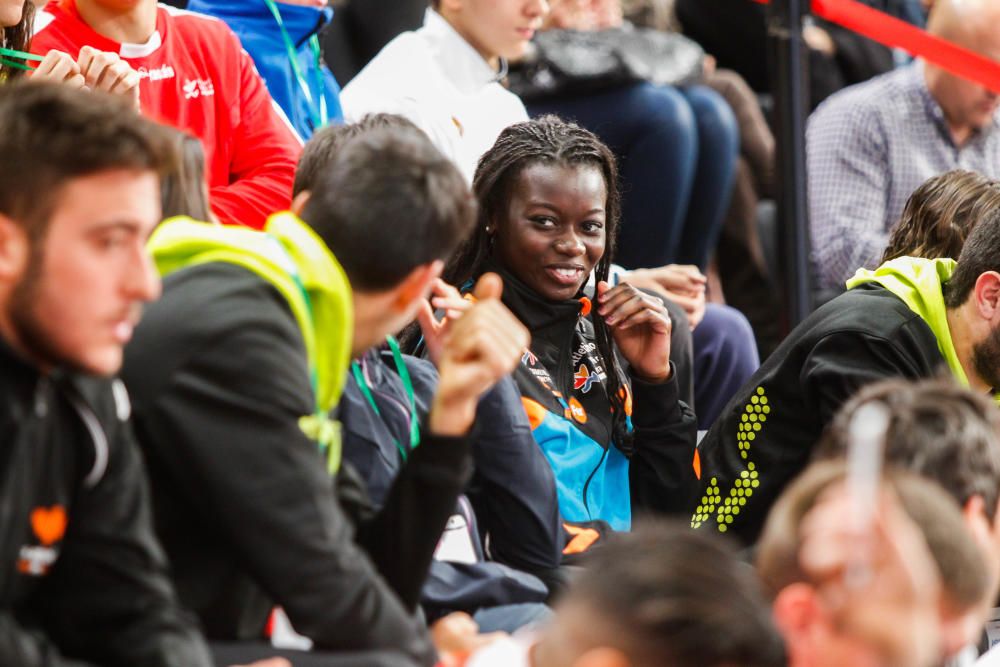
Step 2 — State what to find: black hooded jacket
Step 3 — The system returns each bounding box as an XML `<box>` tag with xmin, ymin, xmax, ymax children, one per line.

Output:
<box><xmin>0</xmin><ymin>338</ymin><xmax>212</xmax><ymax>667</ymax></box>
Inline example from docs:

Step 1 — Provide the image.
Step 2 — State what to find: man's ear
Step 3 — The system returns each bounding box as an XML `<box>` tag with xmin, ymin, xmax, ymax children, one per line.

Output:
<box><xmin>290</xmin><ymin>190</ymin><xmax>311</xmax><ymax>217</ymax></box>
<box><xmin>0</xmin><ymin>213</ymin><xmax>29</xmax><ymax>282</ymax></box>
<box><xmin>572</xmin><ymin>647</ymin><xmax>630</xmax><ymax>667</ymax></box>
<box><xmin>973</xmin><ymin>271</ymin><xmax>1000</xmax><ymax>323</ymax></box>
<box><xmin>773</xmin><ymin>583</ymin><xmax>825</xmax><ymax>652</ymax></box>
<box><xmin>393</xmin><ymin>259</ymin><xmax>444</xmax><ymax>311</ymax></box>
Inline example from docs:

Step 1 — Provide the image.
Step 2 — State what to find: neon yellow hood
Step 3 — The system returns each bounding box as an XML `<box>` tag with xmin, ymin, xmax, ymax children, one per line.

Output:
<box><xmin>846</xmin><ymin>257</ymin><xmax>967</xmax><ymax>385</ymax></box>
<box><xmin>148</xmin><ymin>212</ymin><xmax>354</xmax><ymax>472</ymax></box>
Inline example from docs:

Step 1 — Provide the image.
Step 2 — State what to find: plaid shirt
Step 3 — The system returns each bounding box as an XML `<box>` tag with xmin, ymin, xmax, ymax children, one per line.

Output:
<box><xmin>806</xmin><ymin>63</ymin><xmax>1000</xmax><ymax>290</ymax></box>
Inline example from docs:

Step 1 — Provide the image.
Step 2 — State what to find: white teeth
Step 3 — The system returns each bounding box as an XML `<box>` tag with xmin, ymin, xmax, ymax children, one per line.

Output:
<box><xmin>555</xmin><ymin>268</ymin><xmax>579</xmax><ymax>278</ymax></box>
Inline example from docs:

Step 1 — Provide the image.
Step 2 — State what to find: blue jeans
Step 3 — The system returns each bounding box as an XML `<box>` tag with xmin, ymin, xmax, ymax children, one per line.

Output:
<box><xmin>528</xmin><ymin>82</ymin><xmax>739</xmax><ymax>270</ymax></box>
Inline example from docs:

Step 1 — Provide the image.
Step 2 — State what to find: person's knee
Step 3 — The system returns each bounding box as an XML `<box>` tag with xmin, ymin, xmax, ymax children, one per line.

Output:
<box><xmin>684</xmin><ymin>85</ymin><xmax>739</xmax><ymax>147</ymax></box>
<box><xmin>621</xmin><ymin>82</ymin><xmax>697</xmax><ymax>139</ymax></box>
<box><xmin>699</xmin><ymin>304</ymin><xmax>759</xmax><ymax>365</ymax></box>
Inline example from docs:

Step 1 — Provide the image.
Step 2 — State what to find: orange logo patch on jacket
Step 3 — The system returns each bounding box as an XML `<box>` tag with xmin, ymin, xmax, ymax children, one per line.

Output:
<box><xmin>566</xmin><ymin>397</ymin><xmax>587</xmax><ymax>424</ymax></box>
<box><xmin>31</xmin><ymin>506</ymin><xmax>67</xmax><ymax>546</ymax></box>
<box><xmin>18</xmin><ymin>505</ymin><xmax>66</xmax><ymax>576</ymax></box>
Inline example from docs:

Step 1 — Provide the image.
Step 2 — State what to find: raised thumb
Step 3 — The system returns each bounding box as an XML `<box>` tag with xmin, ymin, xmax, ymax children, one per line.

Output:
<box><xmin>473</xmin><ymin>272</ymin><xmax>503</xmax><ymax>301</ymax></box>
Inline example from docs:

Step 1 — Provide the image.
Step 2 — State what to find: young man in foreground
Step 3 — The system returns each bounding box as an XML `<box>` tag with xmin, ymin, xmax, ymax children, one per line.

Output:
<box><xmin>0</xmin><ymin>81</ymin><xmax>215</xmax><ymax>667</ymax></box>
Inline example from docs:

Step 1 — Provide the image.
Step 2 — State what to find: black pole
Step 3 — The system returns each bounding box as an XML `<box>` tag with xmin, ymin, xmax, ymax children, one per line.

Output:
<box><xmin>767</xmin><ymin>0</ymin><xmax>812</xmax><ymax>328</ymax></box>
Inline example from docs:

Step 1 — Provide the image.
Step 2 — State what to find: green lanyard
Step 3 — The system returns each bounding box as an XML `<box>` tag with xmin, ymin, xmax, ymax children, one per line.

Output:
<box><xmin>350</xmin><ymin>336</ymin><xmax>421</xmax><ymax>462</ymax></box>
<box><xmin>262</xmin><ymin>0</ymin><xmax>328</xmax><ymax>131</ymax></box>
<box><xmin>0</xmin><ymin>47</ymin><xmax>42</xmax><ymax>72</ymax></box>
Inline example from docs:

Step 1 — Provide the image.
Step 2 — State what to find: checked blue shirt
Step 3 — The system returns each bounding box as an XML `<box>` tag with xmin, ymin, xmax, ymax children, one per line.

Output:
<box><xmin>806</xmin><ymin>62</ymin><xmax>1000</xmax><ymax>290</ymax></box>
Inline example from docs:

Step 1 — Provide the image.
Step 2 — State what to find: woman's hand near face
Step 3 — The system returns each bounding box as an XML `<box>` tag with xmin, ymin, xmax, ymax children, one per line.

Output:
<box><xmin>620</xmin><ymin>264</ymin><xmax>707</xmax><ymax>329</ymax></box>
<box><xmin>596</xmin><ymin>281</ymin><xmax>672</xmax><ymax>382</ymax></box>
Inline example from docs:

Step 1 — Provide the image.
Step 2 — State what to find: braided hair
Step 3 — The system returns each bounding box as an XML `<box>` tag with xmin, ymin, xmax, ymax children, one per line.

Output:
<box><xmin>1</xmin><ymin>1</ymin><xmax>32</xmax><ymax>81</ymax></box>
<box><xmin>443</xmin><ymin>116</ymin><xmax>632</xmax><ymax>448</ymax></box>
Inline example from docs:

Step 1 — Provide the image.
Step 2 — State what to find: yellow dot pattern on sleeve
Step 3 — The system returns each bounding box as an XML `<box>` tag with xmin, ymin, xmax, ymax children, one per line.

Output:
<box><xmin>691</xmin><ymin>386</ymin><xmax>767</xmax><ymax>532</ymax></box>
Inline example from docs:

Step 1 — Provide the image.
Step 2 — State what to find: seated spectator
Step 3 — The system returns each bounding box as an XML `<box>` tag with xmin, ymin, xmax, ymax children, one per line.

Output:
<box><xmin>816</xmin><ymin>376</ymin><xmax>1000</xmax><ymax>660</ymax></box>
<box><xmin>340</xmin><ymin>0</ymin><xmax>544</xmax><ymax>185</ymax></box>
<box><xmin>519</xmin><ymin>0</ymin><xmax>738</xmax><ymax>273</ymax></box>
<box><xmin>340</xmin><ymin>1</ymin><xmax>757</xmax><ymax>426</ymax></box>
<box><xmin>296</xmin><ymin>116</ymin><xmax>560</xmax><ymax>631</ymax></box>
<box><xmin>806</xmin><ymin>0</ymin><xmax>1000</xmax><ymax>291</ymax></box>
<box><xmin>31</xmin><ymin>0</ymin><xmax>303</xmax><ymax>229</ymax></box>
<box><xmin>444</xmin><ymin>116</ymin><xmax>698</xmax><ymax>530</ymax></box>
<box><xmin>121</xmin><ymin>126</ymin><xmax>528</xmax><ymax>665</ymax></box>
<box><xmin>0</xmin><ymin>81</ymin><xmax>215</xmax><ymax>667</ymax></box>
<box><xmin>187</xmin><ymin>0</ymin><xmax>344</xmax><ymax>139</ymax></box>
<box><xmin>464</xmin><ymin>522</ymin><xmax>788</xmax><ymax>667</ymax></box>
<box><xmin>757</xmin><ymin>461</ymin><xmax>983</xmax><ymax>667</ymax></box>
<box><xmin>691</xmin><ymin>203</ymin><xmax>1000</xmax><ymax>544</ymax></box>
<box><xmin>880</xmin><ymin>169</ymin><xmax>1000</xmax><ymax>265</ymax></box>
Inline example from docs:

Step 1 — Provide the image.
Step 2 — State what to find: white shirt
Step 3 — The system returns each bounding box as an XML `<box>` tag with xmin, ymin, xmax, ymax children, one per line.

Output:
<box><xmin>340</xmin><ymin>9</ymin><xmax>529</xmax><ymax>184</ymax></box>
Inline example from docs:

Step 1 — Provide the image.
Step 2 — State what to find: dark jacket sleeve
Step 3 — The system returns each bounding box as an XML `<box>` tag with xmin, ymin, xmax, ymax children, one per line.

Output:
<box><xmin>30</xmin><ymin>388</ymin><xmax>213</xmax><ymax>667</ymax></box>
<box><xmin>464</xmin><ymin>377</ymin><xmax>565</xmax><ymax>575</ymax></box>
<box><xmin>800</xmin><ymin>329</ymin><xmax>932</xmax><ymax>427</ymax></box>
<box><xmin>695</xmin><ymin>322</ymin><xmax>939</xmax><ymax>546</ymax></box>
<box><xmin>627</xmin><ymin>365</ymin><xmax>699</xmax><ymax>517</ymax></box>
<box><xmin>126</xmin><ymin>289</ymin><xmax>435</xmax><ymax>664</ymax></box>
<box><xmin>354</xmin><ymin>427</ymin><xmax>473</xmax><ymax>611</ymax></box>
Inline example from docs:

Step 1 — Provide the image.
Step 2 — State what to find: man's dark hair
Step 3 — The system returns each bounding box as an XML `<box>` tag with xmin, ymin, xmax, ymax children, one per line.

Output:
<box><xmin>945</xmin><ymin>206</ymin><xmax>1000</xmax><ymax>307</ymax></box>
<box><xmin>815</xmin><ymin>376</ymin><xmax>1000</xmax><ymax>521</ymax></box>
<box><xmin>0</xmin><ymin>82</ymin><xmax>176</xmax><ymax>238</ymax></box>
<box><xmin>567</xmin><ymin>521</ymin><xmax>787</xmax><ymax>667</ymax></box>
<box><xmin>300</xmin><ymin>125</ymin><xmax>474</xmax><ymax>291</ymax></box>
<box><xmin>883</xmin><ymin>169</ymin><xmax>1000</xmax><ymax>265</ymax></box>
<box><xmin>293</xmin><ymin>113</ymin><xmax>422</xmax><ymax>197</ymax></box>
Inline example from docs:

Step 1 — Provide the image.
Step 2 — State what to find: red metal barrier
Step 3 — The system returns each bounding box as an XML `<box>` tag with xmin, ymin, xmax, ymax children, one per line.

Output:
<box><xmin>754</xmin><ymin>0</ymin><xmax>1000</xmax><ymax>92</ymax></box>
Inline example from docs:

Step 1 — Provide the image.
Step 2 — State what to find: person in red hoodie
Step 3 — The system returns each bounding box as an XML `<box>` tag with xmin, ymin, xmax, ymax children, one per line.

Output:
<box><xmin>32</xmin><ymin>0</ymin><xmax>303</xmax><ymax>229</ymax></box>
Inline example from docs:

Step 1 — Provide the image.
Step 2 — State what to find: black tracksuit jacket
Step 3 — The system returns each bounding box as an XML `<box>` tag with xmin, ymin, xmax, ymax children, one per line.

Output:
<box><xmin>0</xmin><ymin>338</ymin><xmax>212</xmax><ymax>667</ymax></box>
<box><xmin>692</xmin><ymin>284</ymin><xmax>949</xmax><ymax>544</ymax></box>
<box><xmin>122</xmin><ymin>262</ymin><xmax>468</xmax><ymax>666</ymax></box>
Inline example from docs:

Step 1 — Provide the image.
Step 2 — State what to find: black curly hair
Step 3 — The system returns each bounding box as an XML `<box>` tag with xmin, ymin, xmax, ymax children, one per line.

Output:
<box><xmin>443</xmin><ymin>115</ymin><xmax>633</xmax><ymax>448</ymax></box>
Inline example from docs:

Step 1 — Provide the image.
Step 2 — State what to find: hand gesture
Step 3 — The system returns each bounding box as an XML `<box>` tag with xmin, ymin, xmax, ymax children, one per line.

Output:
<box><xmin>431</xmin><ymin>611</ymin><xmax>507</xmax><ymax>667</ymax></box>
<box><xmin>596</xmin><ymin>281</ymin><xmax>672</xmax><ymax>382</ymax></box>
<box><xmin>621</xmin><ymin>264</ymin><xmax>707</xmax><ymax>329</ymax></box>
<box><xmin>416</xmin><ymin>278</ymin><xmax>473</xmax><ymax>366</ymax></box>
<box><xmin>428</xmin><ymin>273</ymin><xmax>530</xmax><ymax>436</ymax></box>
<box><xmin>29</xmin><ymin>50</ymin><xmax>86</xmax><ymax>89</ymax></box>
<box><xmin>77</xmin><ymin>46</ymin><xmax>141</xmax><ymax>109</ymax></box>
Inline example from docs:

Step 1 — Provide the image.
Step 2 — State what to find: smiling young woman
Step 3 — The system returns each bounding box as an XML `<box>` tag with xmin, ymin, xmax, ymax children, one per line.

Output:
<box><xmin>444</xmin><ymin>116</ymin><xmax>698</xmax><ymax>531</ymax></box>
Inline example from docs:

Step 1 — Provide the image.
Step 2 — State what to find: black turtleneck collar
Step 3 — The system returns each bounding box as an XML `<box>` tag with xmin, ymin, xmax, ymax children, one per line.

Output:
<box><xmin>479</xmin><ymin>259</ymin><xmax>591</xmax><ymax>334</ymax></box>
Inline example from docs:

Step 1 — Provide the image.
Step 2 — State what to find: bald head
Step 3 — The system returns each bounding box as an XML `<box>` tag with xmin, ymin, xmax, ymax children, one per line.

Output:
<box><xmin>928</xmin><ymin>0</ymin><xmax>1000</xmax><ymax>55</ymax></box>
<box><xmin>923</xmin><ymin>0</ymin><xmax>1000</xmax><ymax>144</ymax></box>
